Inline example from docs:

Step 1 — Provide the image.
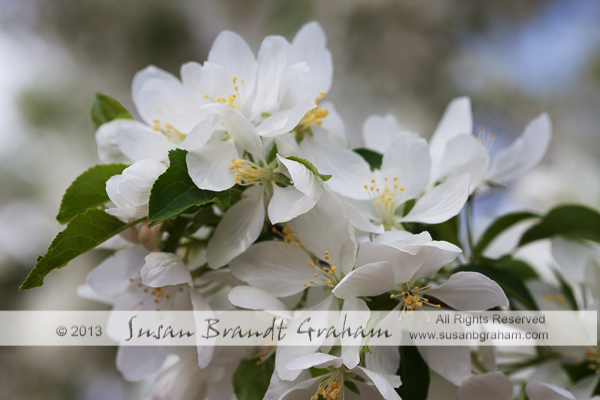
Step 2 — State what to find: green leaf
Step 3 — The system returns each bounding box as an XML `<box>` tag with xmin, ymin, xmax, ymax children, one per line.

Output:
<box><xmin>285</xmin><ymin>156</ymin><xmax>332</xmax><ymax>181</ymax></box>
<box><xmin>233</xmin><ymin>357</ymin><xmax>275</xmax><ymax>400</ymax></box>
<box><xmin>56</xmin><ymin>163</ymin><xmax>129</xmax><ymax>224</ymax></box>
<box><xmin>519</xmin><ymin>204</ymin><xmax>600</xmax><ymax>247</ymax></box>
<box><xmin>90</xmin><ymin>93</ymin><xmax>133</xmax><ymax>129</ymax></box>
<box><xmin>453</xmin><ymin>264</ymin><xmax>539</xmax><ymax>310</ymax></box>
<box><xmin>474</xmin><ymin>211</ymin><xmax>539</xmax><ymax>256</ymax></box>
<box><xmin>353</xmin><ymin>148</ymin><xmax>382</xmax><ymax>170</ymax></box>
<box><xmin>562</xmin><ymin>361</ymin><xmax>596</xmax><ymax>384</ymax></box>
<box><xmin>497</xmin><ymin>258</ymin><xmax>539</xmax><ymax>281</ymax></box>
<box><xmin>20</xmin><ymin>210</ymin><xmax>142</xmax><ymax>290</ymax></box>
<box><xmin>397</xmin><ymin>346</ymin><xmax>429</xmax><ymax>400</ymax></box>
<box><xmin>344</xmin><ymin>380</ymin><xmax>361</xmax><ymax>395</ymax></box>
<box><xmin>147</xmin><ymin>149</ymin><xmax>231</xmax><ymax>227</ymax></box>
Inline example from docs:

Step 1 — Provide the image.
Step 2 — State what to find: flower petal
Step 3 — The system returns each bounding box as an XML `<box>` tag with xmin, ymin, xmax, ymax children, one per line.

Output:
<box><xmin>117</xmin><ymin>346</ymin><xmax>167</xmax><ymax>381</ymax></box>
<box><xmin>95</xmin><ymin>120</ymin><xmax>133</xmax><ymax>164</ymax></box>
<box><xmin>488</xmin><ymin>113</ymin><xmax>552</xmax><ymax>183</ymax></box>
<box><xmin>268</xmin><ymin>185</ymin><xmax>318</xmax><ymax>224</ymax></box>
<box><xmin>87</xmin><ymin>247</ymin><xmax>148</xmax><ymax>297</ymax></box>
<box><xmin>256</xmin><ymin>94</ymin><xmax>316</xmax><ymax>137</ymax></box>
<box><xmin>186</xmin><ymin>139</ymin><xmax>238</xmax><ymax>191</ymax></box>
<box><xmin>300</xmin><ymin>141</ymin><xmax>371</xmax><ymax>200</ymax></box>
<box><xmin>417</xmin><ymin>346</ymin><xmax>471</xmax><ymax>386</ymax></box>
<box><xmin>250</xmin><ymin>36</ymin><xmax>287</xmax><ymax>121</ymax></box>
<box><xmin>355</xmin><ymin>367</ymin><xmax>401</xmax><ymax>400</ymax></box>
<box><xmin>206</xmin><ymin>186</ymin><xmax>265</xmax><ymax>268</ymax></box>
<box><xmin>429</xmin><ymin>97</ymin><xmax>472</xmax><ymax>165</ymax></box>
<box><xmin>432</xmin><ymin>134</ymin><xmax>490</xmax><ymax>193</ymax></box>
<box><xmin>332</xmin><ymin>262</ymin><xmax>397</xmax><ymax>299</ymax></box>
<box><xmin>117</xmin><ymin>159</ymin><xmax>167</xmax><ymax>206</ymax></box>
<box><xmin>208</xmin><ymin>30</ymin><xmax>257</xmax><ymax>98</ymax></box>
<box><xmin>277</xmin><ymin>155</ymin><xmax>323</xmax><ymax>200</ymax></box>
<box><xmin>380</xmin><ymin>132</ymin><xmax>431</xmax><ymax>201</ymax></box>
<box><xmin>526</xmin><ymin>383</ymin><xmax>576</xmax><ymax>400</ymax></box>
<box><xmin>286</xmin><ymin>353</ymin><xmax>343</xmax><ymax>370</ymax></box>
<box><xmin>141</xmin><ymin>252</ymin><xmax>193</xmax><ymax>288</ymax></box>
<box><xmin>362</xmin><ymin>114</ymin><xmax>406</xmax><ymax>155</ymax></box>
<box><xmin>401</xmin><ymin>173</ymin><xmax>470</xmax><ymax>224</ymax></box>
<box><xmin>340</xmin><ymin>298</ymin><xmax>370</xmax><ymax>369</ymax></box>
<box><xmin>423</xmin><ymin>272</ymin><xmax>509</xmax><ymax>310</ymax></box>
<box><xmin>365</xmin><ymin>345</ymin><xmax>400</xmax><ymax>377</ymax></box>
<box><xmin>115</xmin><ymin>120</ymin><xmax>175</xmax><ymax>163</ymax></box>
<box><xmin>229</xmin><ymin>241</ymin><xmax>315</xmax><ymax>297</ymax></box>
<box><xmin>227</xmin><ymin>286</ymin><xmax>288</xmax><ymax>311</ymax></box>
<box><xmin>457</xmin><ymin>372</ymin><xmax>513</xmax><ymax>400</ymax></box>
<box><xmin>341</xmin><ymin>201</ymin><xmax>384</xmax><ymax>234</ymax></box>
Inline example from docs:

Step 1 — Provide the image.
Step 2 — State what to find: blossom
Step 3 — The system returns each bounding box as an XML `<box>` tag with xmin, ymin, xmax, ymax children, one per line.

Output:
<box><xmin>340</xmin><ymin>131</ymin><xmax>471</xmax><ymax>233</ymax></box>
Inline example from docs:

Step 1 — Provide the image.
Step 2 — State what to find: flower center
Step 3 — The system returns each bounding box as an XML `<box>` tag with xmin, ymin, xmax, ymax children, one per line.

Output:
<box><xmin>294</xmin><ymin>92</ymin><xmax>329</xmax><ymax>142</ymax></box>
<box><xmin>302</xmin><ymin>251</ymin><xmax>341</xmax><ymax>289</ymax></box>
<box><xmin>211</xmin><ymin>76</ymin><xmax>246</xmax><ymax>112</ymax></box>
<box><xmin>230</xmin><ymin>158</ymin><xmax>274</xmax><ymax>186</ymax></box>
<box><xmin>271</xmin><ymin>222</ymin><xmax>303</xmax><ymax>247</ymax></box>
<box><xmin>311</xmin><ymin>367</ymin><xmax>346</xmax><ymax>400</ymax></box>
<box><xmin>390</xmin><ymin>279</ymin><xmax>440</xmax><ymax>322</ymax></box>
<box><xmin>152</xmin><ymin>120</ymin><xmax>186</xmax><ymax>144</ymax></box>
<box><xmin>364</xmin><ymin>177</ymin><xmax>405</xmax><ymax>230</ymax></box>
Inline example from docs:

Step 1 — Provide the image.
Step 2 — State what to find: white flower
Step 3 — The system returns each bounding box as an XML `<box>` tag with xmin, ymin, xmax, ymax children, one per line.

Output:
<box><xmin>340</xmin><ymin>132</ymin><xmax>471</xmax><ymax>233</ymax></box>
<box><xmin>105</xmin><ymin>159</ymin><xmax>167</xmax><ymax>219</ymax></box>
<box><xmin>362</xmin><ymin>97</ymin><xmax>552</xmax><ymax>193</ymax></box>
<box><xmin>273</xmin><ymin>352</ymin><xmax>401</xmax><ymax>400</ymax></box>
<box><xmin>526</xmin><ymin>382</ymin><xmax>583</xmax><ymax>400</ymax></box>
<box><xmin>427</xmin><ymin>371</ymin><xmax>514</xmax><ymax>400</ymax></box>
<box><xmin>82</xmin><ymin>246</ymin><xmax>214</xmax><ymax>380</ymax></box>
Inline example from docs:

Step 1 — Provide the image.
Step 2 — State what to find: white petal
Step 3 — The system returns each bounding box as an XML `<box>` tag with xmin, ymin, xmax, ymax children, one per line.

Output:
<box><xmin>263</xmin><ymin>370</ymin><xmax>313</xmax><ymax>400</ymax></box>
<box><xmin>380</xmin><ymin>132</ymin><xmax>431</xmax><ymax>201</ymax></box>
<box><xmin>277</xmin><ymin>155</ymin><xmax>323</xmax><ymax>199</ymax></box>
<box><xmin>289</xmin><ymin>21</ymin><xmax>333</xmax><ymax>100</ymax></box>
<box><xmin>314</xmin><ymin>101</ymin><xmax>347</xmax><ymax>146</ymax></box>
<box><xmin>340</xmin><ymin>298</ymin><xmax>370</xmax><ymax>369</ymax></box>
<box><xmin>423</xmin><ymin>272</ymin><xmax>509</xmax><ymax>310</ymax></box>
<box><xmin>106</xmin><ymin>174</ymin><xmax>128</xmax><ymax>208</ymax></box>
<box><xmin>362</xmin><ymin>114</ymin><xmax>406</xmax><ymax>154</ymax></box>
<box><xmin>105</xmin><ymin>205</ymin><xmax>148</xmax><ymax>219</ymax></box>
<box><xmin>427</xmin><ymin>371</ymin><xmax>459</xmax><ymax>400</ymax></box>
<box><xmin>87</xmin><ymin>247</ymin><xmax>148</xmax><ymax>297</ymax></box>
<box><xmin>401</xmin><ymin>173</ymin><xmax>470</xmax><ymax>224</ymax></box>
<box><xmin>208</xmin><ymin>30</ymin><xmax>257</xmax><ymax>97</ymax></box>
<box><xmin>417</xmin><ymin>346</ymin><xmax>471</xmax><ymax>386</ymax></box>
<box><xmin>365</xmin><ymin>346</ymin><xmax>400</xmax><ymax>377</ymax></box>
<box><xmin>256</xmin><ymin>95</ymin><xmax>316</xmax><ymax>137</ymax></box>
<box><xmin>250</xmin><ymin>36</ymin><xmax>287</xmax><ymax>120</ymax></box>
<box><xmin>179</xmin><ymin>113</ymin><xmax>220</xmax><ymax>151</ymax></box>
<box><xmin>355</xmin><ymin>367</ymin><xmax>401</xmax><ymax>400</ymax></box>
<box><xmin>220</xmin><ymin>106</ymin><xmax>265</xmax><ymax>160</ymax></box>
<box><xmin>118</xmin><ymin>159</ymin><xmax>167</xmax><ymax>206</ymax></box>
<box><xmin>409</xmin><ymin>241</ymin><xmax>462</xmax><ymax>281</ymax></box>
<box><xmin>229</xmin><ymin>241</ymin><xmax>315</xmax><ymax>297</ymax></box>
<box><xmin>189</xmin><ymin>290</ymin><xmax>215</xmax><ymax>368</ymax></box>
<box><xmin>429</xmin><ymin>97</ymin><xmax>472</xmax><ymax>165</ymax></box>
<box><xmin>488</xmin><ymin>113</ymin><xmax>552</xmax><ymax>183</ymax></box>
<box><xmin>186</xmin><ymin>139</ymin><xmax>237</xmax><ymax>191</ymax></box>
<box><xmin>291</xmin><ymin>191</ymin><xmax>358</xmax><ymax>274</ymax></box>
<box><xmin>133</xmin><ymin>66</ymin><xmax>203</xmax><ymax>132</ymax></box>
<box><xmin>355</xmin><ymin>240</ymin><xmax>427</xmax><ymax>284</ymax></box>
<box><xmin>77</xmin><ymin>283</ymin><xmax>117</xmax><ymax>305</ymax></box>
<box><xmin>117</xmin><ymin>346</ymin><xmax>167</xmax><ymax>381</ymax></box>
<box><xmin>457</xmin><ymin>372</ymin><xmax>513</xmax><ymax>400</ymax></box>
<box><xmin>286</xmin><ymin>353</ymin><xmax>343</xmax><ymax>370</ymax></box>
<box><xmin>115</xmin><ymin>120</ymin><xmax>175</xmax><ymax>163</ymax></box>
<box><xmin>227</xmin><ymin>286</ymin><xmax>288</xmax><ymax>311</ymax></box>
<box><xmin>432</xmin><ymin>134</ymin><xmax>490</xmax><ymax>193</ymax></box>
<box><xmin>526</xmin><ymin>383</ymin><xmax>576</xmax><ymax>400</ymax></box>
<box><xmin>141</xmin><ymin>252</ymin><xmax>192</xmax><ymax>287</ymax></box>
<box><xmin>333</xmin><ymin>262</ymin><xmax>397</xmax><ymax>299</ymax></box>
<box><xmin>268</xmin><ymin>185</ymin><xmax>318</xmax><ymax>224</ymax></box>
<box><xmin>552</xmin><ymin>236</ymin><xmax>592</xmax><ymax>283</ymax></box>
<box><xmin>300</xmin><ymin>140</ymin><xmax>371</xmax><ymax>200</ymax></box>
<box><xmin>342</xmin><ymin>201</ymin><xmax>384</xmax><ymax>234</ymax></box>
<box><xmin>206</xmin><ymin>186</ymin><xmax>265</xmax><ymax>268</ymax></box>
<box><xmin>95</xmin><ymin>120</ymin><xmax>132</xmax><ymax>164</ymax></box>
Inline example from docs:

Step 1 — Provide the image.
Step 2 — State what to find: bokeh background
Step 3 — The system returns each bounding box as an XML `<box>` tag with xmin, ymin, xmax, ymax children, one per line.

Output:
<box><xmin>0</xmin><ymin>0</ymin><xmax>599</xmax><ymax>398</ymax></box>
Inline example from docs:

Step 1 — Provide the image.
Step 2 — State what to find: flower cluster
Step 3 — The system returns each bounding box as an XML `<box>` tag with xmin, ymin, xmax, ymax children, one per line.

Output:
<box><xmin>24</xmin><ymin>21</ymin><xmax>600</xmax><ymax>400</ymax></box>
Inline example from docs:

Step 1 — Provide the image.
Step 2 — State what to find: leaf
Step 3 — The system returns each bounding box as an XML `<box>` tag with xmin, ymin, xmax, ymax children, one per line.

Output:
<box><xmin>429</xmin><ymin>216</ymin><xmax>461</xmax><ymax>248</ymax></box>
<box><xmin>353</xmin><ymin>148</ymin><xmax>382</xmax><ymax>171</ymax></box>
<box><xmin>453</xmin><ymin>264</ymin><xmax>539</xmax><ymax>310</ymax></box>
<box><xmin>562</xmin><ymin>361</ymin><xmax>596</xmax><ymax>384</ymax></box>
<box><xmin>20</xmin><ymin>210</ymin><xmax>142</xmax><ymax>290</ymax></box>
<box><xmin>474</xmin><ymin>211</ymin><xmax>539</xmax><ymax>256</ymax></box>
<box><xmin>233</xmin><ymin>357</ymin><xmax>275</xmax><ymax>400</ymax></box>
<box><xmin>56</xmin><ymin>163</ymin><xmax>129</xmax><ymax>224</ymax></box>
<box><xmin>496</xmin><ymin>257</ymin><xmax>539</xmax><ymax>281</ymax></box>
<box><xmin>397</xmin><ymin>346</ymin><xmax>429</xmax><ymax>400</ymax></box>
<box><xmin>519</xmin><ymin>204</ymin><xmax>600</xmax><ymax>247</ymax></box>
<box><xmin>147</xmin><ymin>149</ymin><xmax>231</xmax><ymax>227</ymax></box>
<box><xmin>90</xmin><ymin>93</ymin><xmax>133</xmax><ymax>129</ymax></box>
<box><xmin>286</xmin><ymin>156</ymin><xmax>332</xmax><ymax>181</ymax></box>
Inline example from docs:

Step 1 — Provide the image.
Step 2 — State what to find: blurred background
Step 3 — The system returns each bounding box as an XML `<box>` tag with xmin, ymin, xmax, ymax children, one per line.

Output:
<box><xmin>0</xmin><ymin>0</ymin><xmax>599</xmax><ymax>398</ymax></box>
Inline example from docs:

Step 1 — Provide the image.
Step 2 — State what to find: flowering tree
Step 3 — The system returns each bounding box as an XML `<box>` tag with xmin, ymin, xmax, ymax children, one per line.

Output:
<box><xmin>20</xmin><ymin>21</ymin><xmax>600</xmax><ymax>400</ymax></box>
